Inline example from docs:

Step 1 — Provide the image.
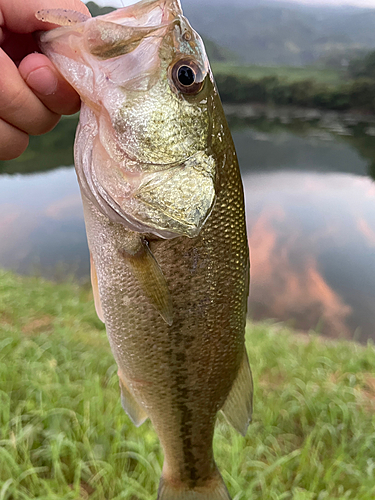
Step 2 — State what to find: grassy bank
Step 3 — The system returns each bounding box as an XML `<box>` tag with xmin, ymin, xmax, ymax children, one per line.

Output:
<box><xmin>1</xmin><ymin>269</ymin><xmax>375</xmax><ymax>499</ymax></box>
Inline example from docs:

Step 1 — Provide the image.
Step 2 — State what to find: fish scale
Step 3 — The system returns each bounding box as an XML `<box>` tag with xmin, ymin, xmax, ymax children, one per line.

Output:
<box><xmin>82</xmin><ymin>146</ymin><xmax>248</xmax><ymax>494</ymax></box>
<box><xmin>37</xmin><ymin>0</ymin><xmax>253</xmax><ymax>498</ymax></box>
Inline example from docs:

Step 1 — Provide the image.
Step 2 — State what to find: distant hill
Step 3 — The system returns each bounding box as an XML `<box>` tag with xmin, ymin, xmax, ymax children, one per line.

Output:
<box><xmin>182</xmin><ymin>0</ymin><xmax>375</xmax><ymax>66</ymax></box>
<box><xmin>86</xmin><ymin>1</ymin><xmax>375</xmax><ymax>67</ymax></box>
<box><xmin>200</xmin><ymin>40</ymin><xmax>238</xmax><ymax>64</ymax></box>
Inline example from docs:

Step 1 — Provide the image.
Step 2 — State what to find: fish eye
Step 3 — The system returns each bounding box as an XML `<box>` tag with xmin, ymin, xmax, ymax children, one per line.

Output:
<box><xmin>170</xmin><ymin>58</ymin><xmax>204</xmax><ymax>95</ymax></box>
<box><xmin>178</xmin><ymin>66</ymin><xmax>195</xmax><ymax>86</ymax></box>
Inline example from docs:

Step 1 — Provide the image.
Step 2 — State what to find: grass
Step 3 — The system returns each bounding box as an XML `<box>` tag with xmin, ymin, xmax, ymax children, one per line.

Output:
<box><xmin>1</xmin><ymin>269</ymin><xmax>375</xmax><ymax>499</ymax></box>
<box><xmin>211</xmin><ymin>63</ymin><xmax>344</xmax><ymax>86</ymax></box>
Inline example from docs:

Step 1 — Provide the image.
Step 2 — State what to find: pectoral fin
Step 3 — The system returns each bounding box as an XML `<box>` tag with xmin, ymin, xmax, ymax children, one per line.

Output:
<box><xmin>118</xmin><ymin>370</ymin><xmax>148</xmax><ymax>427</ymax></box>
<box><xmin>90</xmin><ymin>253</ymin><xmax>105</xmax><ymax>323</ymax></box>
<box><xmin>120</xmin><ymin>236</ymin><xmax>173</xmax><ymax>326</ymax></box>
<box><xmin>221</xmin><ymin>351</ymin><xmax>253</xmax><ymax>436</ymax></box>
<box><xmin>36</xmin><ymin>9</ymin><xmax>90</xmax><ymax>26</ymax></box>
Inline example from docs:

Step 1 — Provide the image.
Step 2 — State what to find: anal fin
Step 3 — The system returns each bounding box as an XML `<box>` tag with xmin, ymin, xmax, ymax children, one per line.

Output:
<box><xmin>90</xmin><ymin>253</ymin><xmax>105</xmax><ymax>323</ymax></box>
<box><xmin>120</xmin><ymin>235</ymin><xmax>173</xmax><ymax>326</ymax></box>
<box><xmin>221</xmin><ymin>351</ymin><xmax>253</xmax><ymax>436</ymax></box>
<box><xmin>118</xmin><ymin>370</ymin><xmax>148</xmax><ymax>427</ymax></box>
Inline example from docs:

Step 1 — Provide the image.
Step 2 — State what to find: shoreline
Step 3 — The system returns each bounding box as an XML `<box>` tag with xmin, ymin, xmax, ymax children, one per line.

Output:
<box><xmin>0</xmin><ymin>268</ymin><xmax>369</xmax><ymax>346</ymax></box>
<box><xmin>223</xmin><ymin>102</ymin><xmax>375</xmax><ymax>125</ymax></box>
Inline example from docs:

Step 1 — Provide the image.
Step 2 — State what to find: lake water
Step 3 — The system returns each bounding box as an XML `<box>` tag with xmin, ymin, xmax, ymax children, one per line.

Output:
<box><xmin>1</xmin><ymin>107</ymin><xmax>375</xmax><ymax>341</ymax></box>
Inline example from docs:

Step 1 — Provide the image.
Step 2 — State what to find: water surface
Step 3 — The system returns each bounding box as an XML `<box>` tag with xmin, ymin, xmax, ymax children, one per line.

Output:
<box><xmin>1</xmin><ymin>109</ymin><xmax>375</xmax><ymax>341</ymax></box>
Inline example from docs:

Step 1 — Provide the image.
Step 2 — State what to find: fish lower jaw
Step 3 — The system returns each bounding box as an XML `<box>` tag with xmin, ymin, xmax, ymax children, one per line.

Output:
<box><xmin>92</xmin><ymin>178</ymin><xmax>210</xmax><ymax>239</ymax></box>
<box><xmin>133</xmin><ymin>213</ymin><xmax>206</xmax><ymax>239</ymax></box>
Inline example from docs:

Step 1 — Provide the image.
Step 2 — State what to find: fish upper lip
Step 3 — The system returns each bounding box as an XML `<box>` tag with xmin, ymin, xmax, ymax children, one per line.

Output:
<box><xmin>92</xmin><ymin>0</ymin><xmax>183</xmax><ymax>28</ymax></box>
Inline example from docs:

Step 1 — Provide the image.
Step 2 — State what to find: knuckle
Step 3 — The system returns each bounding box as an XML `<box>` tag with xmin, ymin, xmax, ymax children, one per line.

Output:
<box><xmin>0</xmin><ymin>86</ymin><xmax>26</xmax><ymax>115</ymax></box>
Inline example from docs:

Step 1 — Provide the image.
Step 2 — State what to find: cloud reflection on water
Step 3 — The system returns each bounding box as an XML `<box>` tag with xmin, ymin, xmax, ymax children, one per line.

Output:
<box><xmin>1</xmin><ymin>118</ymin><xmax>375</xmax><ymax>340</ymax></box>
<box><xmin>244</xmin><ymin>171</ymin><xmax>375</xmax><ymax>340</ymax></box>
<box><xmin>0</xmin><ymin>169</ymin><xmax>87</xmax><ymax>278</ymax></box>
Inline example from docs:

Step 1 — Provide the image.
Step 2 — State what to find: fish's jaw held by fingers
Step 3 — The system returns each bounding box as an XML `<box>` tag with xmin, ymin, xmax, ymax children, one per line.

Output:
<box><xmin>157</xmin><ymin>468</ymin><xmax>231</xmax><ymax>500</ymax></box>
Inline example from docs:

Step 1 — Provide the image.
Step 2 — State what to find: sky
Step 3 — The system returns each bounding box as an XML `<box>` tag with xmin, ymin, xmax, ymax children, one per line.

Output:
<box><xmin>284</xmin><ymin>0</ymin><xmax>375</xmax><ymax>6</ymax></box>
<box><xmin>86</xmin><ymin>0</ymin><xmax>375</xmax><ymax>8</ymax></box>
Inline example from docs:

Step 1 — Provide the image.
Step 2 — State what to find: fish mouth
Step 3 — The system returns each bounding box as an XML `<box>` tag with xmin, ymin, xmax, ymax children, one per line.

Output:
<box><xmin>37</xmin><ymin>0</ymin><xmax>184</xmax><ymax>52</ymax></box>
<box><xmin>83</xmin><ymin>0</ymin><xmax>184</xmax><ymax>60</ymax></box>
<box><xmin>39</xmin><ymin>0</ymin><xmax>213</xmax><ymax>239</ymax></box>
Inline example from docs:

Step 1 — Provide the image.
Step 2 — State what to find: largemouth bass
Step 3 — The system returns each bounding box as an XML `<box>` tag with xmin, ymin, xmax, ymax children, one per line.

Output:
<box><xmin>37</xmin><ymin>1</ymin><xmax>252</xmax><ymax>498</ymax></box>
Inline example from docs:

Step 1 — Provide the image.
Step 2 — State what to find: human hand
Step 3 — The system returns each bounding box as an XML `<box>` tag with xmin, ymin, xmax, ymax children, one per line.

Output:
<box><xmin>0</xmin><ymin>0</ymin><xmax>90</xmax><ymax>160</ymax></box>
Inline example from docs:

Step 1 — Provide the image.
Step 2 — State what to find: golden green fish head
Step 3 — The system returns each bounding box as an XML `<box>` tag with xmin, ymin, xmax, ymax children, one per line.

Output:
<box><xmin>38</xmin><ymin>0</ymin><xmax>220</xmax><ymax>239</ymax></box>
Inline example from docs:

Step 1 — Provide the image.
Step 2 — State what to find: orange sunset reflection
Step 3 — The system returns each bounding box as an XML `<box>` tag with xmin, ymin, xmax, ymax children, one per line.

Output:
<box><xmin>245</xmin><ymin>172</ymin><xmax>375</xmax><ymax>339</ymax></box>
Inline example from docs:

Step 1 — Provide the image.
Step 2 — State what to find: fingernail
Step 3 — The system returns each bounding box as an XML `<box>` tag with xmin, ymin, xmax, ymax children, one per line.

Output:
<box><xmin>26</xmin><ymin>66</ymin><xmax>58</xmax><ymax>96</ymax></box>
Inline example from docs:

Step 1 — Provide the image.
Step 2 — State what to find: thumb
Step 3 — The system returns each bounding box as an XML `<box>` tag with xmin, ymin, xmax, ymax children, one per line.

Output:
<box><xmin>19</xmin><ymin>52</ymin><xmax>81</xmax><ymax>116</ymax></box>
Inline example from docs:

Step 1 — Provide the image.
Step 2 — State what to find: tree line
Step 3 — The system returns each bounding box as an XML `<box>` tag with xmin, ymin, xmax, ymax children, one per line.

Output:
<box><xmin>216</xmin><ymin>51</ymin><xmax>375</xmax><ymax>113</ymax></box>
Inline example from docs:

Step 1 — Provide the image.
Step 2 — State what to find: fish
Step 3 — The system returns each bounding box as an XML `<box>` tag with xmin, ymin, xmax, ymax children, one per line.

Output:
<box><xmin>37</xmin><ymin>1</ymin><xmax>252</xmax><ymax>498</ymax></box>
